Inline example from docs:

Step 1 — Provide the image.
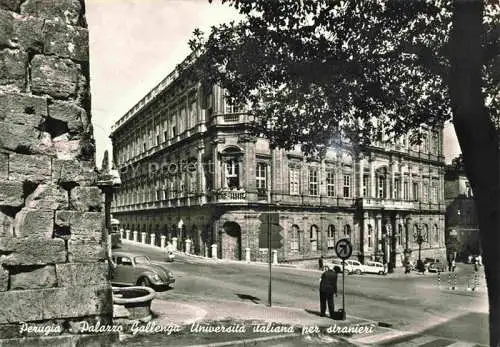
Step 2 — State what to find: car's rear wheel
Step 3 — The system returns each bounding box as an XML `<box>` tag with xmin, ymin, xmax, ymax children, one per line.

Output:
<box><xmin>378</xmin><ymin>271</ymin><xmax>384</xmax><ymax>275</ymax></box>
<box><xmin>137</xmin><ymin>277</ymin><xmax>151</xmax><ymax>287</ymax></box>
<box><xmin>355</xmin><ymin>269</ymin><xmax>362</xmax><ymax>275</ymax></box>
<box><xmin>344</xmin><ymin>269</ymin><xmax>350</xmax><ymax>275</ymax></box>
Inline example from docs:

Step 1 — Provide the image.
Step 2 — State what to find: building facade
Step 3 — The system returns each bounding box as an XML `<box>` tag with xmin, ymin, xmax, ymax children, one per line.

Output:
<box><xmin>444</xmin><ymin>163</ymin><xmax>480</xmax><ymax>260</ymax></box>
<box><xmin>110</xmin><ymin>64</ymin><xmax>447</xmax><ymax>268</ymax></box>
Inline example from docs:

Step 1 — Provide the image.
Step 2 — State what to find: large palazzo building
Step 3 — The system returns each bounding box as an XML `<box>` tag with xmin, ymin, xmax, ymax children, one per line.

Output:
<box><xmin>110</xmin><ymin>63</ymin><xmax>447</xmax><ymax>268</ymax></box>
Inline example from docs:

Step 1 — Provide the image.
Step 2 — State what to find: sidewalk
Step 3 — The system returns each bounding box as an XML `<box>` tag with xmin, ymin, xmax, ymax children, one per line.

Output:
<box><xmin>119</xmin><ymin>296</ymin><xmax>376</xmax><ymax>346</ymax></box>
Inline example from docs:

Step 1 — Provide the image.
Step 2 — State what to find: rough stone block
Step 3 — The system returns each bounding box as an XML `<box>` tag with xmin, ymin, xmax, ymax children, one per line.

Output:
<box><xmin>0</xmin><ymin>1</ymin><xmax>22</xmax><ymax>12</ymax></box>
<box><xmin>0</xmin><ymin>152</ymin><xmax>7</xmax><ymax>178</ymax></box>
<box><xmin>14</xmin><ymin>209</ymin><xmax>54</xmax><ymax>238</ymax></box>
<box><xmin>0</xmin><ymin>289</ymin><xmax>44</xmax><ymax>323</ymax></box>
<box><xmin>0</xmin><ymin>9</ymin><xmax>14</xmax><ymax>48</ymax></box>
<box><xmin>0</xmin><ymin>49</ymin><xmax>26</xmax><ymax>90</ymax></box>
<box><xmin>20</xmin><ymin>0</ymin><xmax>83</xmax><ymax>26</ymax></box>
<box><xmin>0</xmin><ymin>210</ymin><xmax>14</xmax><ymax>237</ymax></box>
<box><xmin>25</xmin><ymin>183</ymin><xmax>68</xmax><ymax>210</ymax></box>
<box><xmin>0</xmin><ymin>265</ymin><xmax>7</xmax><ymax>291</ymax></box>
<box><xmin>55</xmin><ymin>211</ymin><xmax>103</xmax><ymax>242</ymax></box>
<box><xmin>43</xmin><ymin>21</ymin><xmax>89</xmax><ymax>61</ymax></box>
<box><xmin>31</xmin><ymin>55</ymin><xmax>79</xmax><ymax>99</ymax></box>
<box><xmin>0</xmin><ymin>180</ymin><xmax>23</xmax><ymax>206</ymax></box>
<box><xmin>8</xmin><ymin>153</ymin><xmax>51</xmax><ymax>183</ymax></box>
<box><xmin>0</xmin><ymin>121</ymin><xmax>45</xmax><ymax>154</ymax></box>
<box><xmin>0</xmin><ymin>237</ymin><xmax>66</xmax><ymax>266</ymax></box>
<box><xmin>53</xmin><ymin>137</ymin><xmax>82</xmax><ymax>160</ymax></box>
<box><xmin>48</xmin><ymin>100</ymin><xmax>87</xmax><ymax>135</ymax></box>
<box><xmin>0</xmin><ymin>285</ymin><xmax>112</xmax><ymax>323</ymax></box>
<box><xmin>55</xmin><ymin>262</ymin><xmax>109</xmax><ymax>287</ymax></box>
<box><xmin>13</xmin><ymin>15</ymin><xmax>45</xmax><ymax>53</ymax></box>
<box><xmin>67</xmin><ymin>240</ymin><xmax>105</xmax><ymax>263</ymax></box>
<box><xmin>42</xmin><ymin>285</ymin><xmax>113</xmax><ymax>320</ymax></box>
<box><xmin>9</xmin><ymin>264</ymin><xmax>57</xmax><ymax>290</ymax></box>
<box><xmin>69</xmin><ymin>186</ymin><xmax>103</xmax><ymax>212</ymax></box>
<box><xmin>52</xmin><ymin>159</ymin><xmax>96</xmax><ymax>186</ymax></box>
<box><xmin>0</xmin><ymin>92</ymin><xmax>47</xmax><ymax>127</ymax></box>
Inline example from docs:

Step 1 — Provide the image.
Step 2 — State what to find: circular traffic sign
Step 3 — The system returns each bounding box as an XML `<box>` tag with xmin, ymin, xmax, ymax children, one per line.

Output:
<box><xmin>335</xmin><ymin>238</ymin><xmax>353</xmax><ymax>260</ymax></box>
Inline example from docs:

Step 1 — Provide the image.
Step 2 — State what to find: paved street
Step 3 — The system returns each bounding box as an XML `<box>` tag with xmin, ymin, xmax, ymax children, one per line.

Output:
<box><xmin>119</xmin><ymin>242</ymin><xmax>489</xmax><ymax>346</ymax></box>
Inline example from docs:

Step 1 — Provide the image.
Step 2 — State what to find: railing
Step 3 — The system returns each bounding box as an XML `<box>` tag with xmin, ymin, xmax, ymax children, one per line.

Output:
<box><xmin>358</xmin><ymin>198</ymin><xmax>418</xmax><ymax>210</ymax></box>
<box><xmin>214</xmin><ymin>189</ymin><xmax>246</xmax><ymax>201</ymax></box>
<box><xmin>223</xmin><ymin>114</ymin><xmax>240</xmax><ymax>123</ymax></box>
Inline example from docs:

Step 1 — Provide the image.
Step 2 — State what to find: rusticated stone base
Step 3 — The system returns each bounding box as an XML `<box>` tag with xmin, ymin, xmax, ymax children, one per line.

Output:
<box><xmin>0</xmin><ymin>333</ymin><xmax>119</xmax><ymax>347</ymax></box>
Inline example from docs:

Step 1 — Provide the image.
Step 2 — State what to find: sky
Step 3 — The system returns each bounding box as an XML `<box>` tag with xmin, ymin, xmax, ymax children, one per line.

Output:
<box><xmin>85</xmin><ymin>0</ymin><xmax>462</xmax><ymax>167</ymax></box>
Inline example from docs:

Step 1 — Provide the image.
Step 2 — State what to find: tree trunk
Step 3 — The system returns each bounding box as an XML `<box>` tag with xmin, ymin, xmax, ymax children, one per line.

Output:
<box><xmin>449</xmin><ymin>1</ymin><xmax>500</xmax><ymax>346</ymax></box>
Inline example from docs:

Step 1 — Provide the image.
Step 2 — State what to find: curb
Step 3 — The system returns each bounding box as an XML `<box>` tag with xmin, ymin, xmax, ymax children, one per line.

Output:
<box><xmin>186</xmin><ymin>333</ymin><xmax>302</xmax><ymax>347</ymax></box>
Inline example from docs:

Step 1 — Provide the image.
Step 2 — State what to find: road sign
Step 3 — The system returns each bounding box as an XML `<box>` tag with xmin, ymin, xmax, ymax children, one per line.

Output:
<box><xmin>335</xmin><ymin>238</ymin><xmax>353</xmax><ymax>260</ymax></box>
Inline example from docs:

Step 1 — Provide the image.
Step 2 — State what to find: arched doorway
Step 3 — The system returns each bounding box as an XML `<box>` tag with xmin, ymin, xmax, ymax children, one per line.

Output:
<box><xmin>222</xmin><ymin>221</ymin><xmax>242</xmax><ymax>260</ymax></box>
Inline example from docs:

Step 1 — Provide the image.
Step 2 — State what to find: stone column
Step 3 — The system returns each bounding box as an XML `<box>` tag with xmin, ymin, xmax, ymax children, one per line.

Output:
<box><xmin>406</xmin><ymin>217</ymin><xmax>412</xmax><ymax>250</ymax></box>
<box><xmin>160</xmin><ymin>235</ymin><xmax>166</xmax><ymax>248</ymax></box>
<box><xmin>245</xmin><ymin>248</ymin><xmax>251</xmax><ymax>262</ymax></box>
<box><xmin>358</xmin><ymin>158</ymin><xmax>364</xmax><ymax>197</ymax></box>
<box><xmin>272</xmin><ymin>250</ymin><xmax>278</xmax><ymax>265</ymax></box>
<box><xmin>150</xmin><ymin>233</ymin><xmax>156</xmax><ymax>246</ymax></box>
<box><xmin>133</xmin><ymin>230</ymin><xmax>138</xmax><ymax>242</ymax></box>
<box><xmin>172</xmin><ymin>237</ymin><xmax>178</xmax><ymax>250</ymax></box>
<box><xmin>376</xmin><ymin>214</ymin><xmax>382</xmax><ymax>252</ymax></box>
<box><xmin>141</xmin><ymin>232</ymin><xmax>147</xmax><ymax>244</ymax></box>
<box><xmin>211</xmin><ymin>244</ymin><xmax>218</xmax><ymax>259</ymax></box>
<box><xmin>126</xmin><ymin>229</ymin><xmax>131</xmax><ymax>240</ymax></box>
<box><xmin>370</xmin><ymin>158</ymin><xmax>376</xmax><ymax>198</ymax></box>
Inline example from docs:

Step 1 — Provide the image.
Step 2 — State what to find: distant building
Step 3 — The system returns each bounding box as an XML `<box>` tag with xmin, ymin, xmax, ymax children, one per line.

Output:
<box><xmin>444</xmin><ymin>160</ymin><xmax>480</xmax><ymax>259</ymax></box>
<box><xmin>110</xmin><ymin>57</ymin><xmax>447</xmax><ymax>267</ymax></box>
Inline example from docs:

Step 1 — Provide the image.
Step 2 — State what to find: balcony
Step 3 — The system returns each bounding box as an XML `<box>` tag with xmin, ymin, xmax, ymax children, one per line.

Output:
<box><xmin>357</xmin><ymin>198</ymin><xmax>419</xmax><ymax>211</ymax></box>
<box><xmin>213</xmin><ymin>189</ymin><xmax>247</xmax><ymax>202</ymax></box>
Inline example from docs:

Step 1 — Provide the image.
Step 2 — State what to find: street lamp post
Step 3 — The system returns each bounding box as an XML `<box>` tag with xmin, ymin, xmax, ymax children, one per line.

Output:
<box><xmin>414</xmin><ymin>224</ymin><xmax>428</xmax><ymax>272</ymax></box>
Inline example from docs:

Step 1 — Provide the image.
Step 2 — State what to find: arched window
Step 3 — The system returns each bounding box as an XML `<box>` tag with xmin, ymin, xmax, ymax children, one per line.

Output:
<box><xmin>424</xmin><ymin>224</ymin><xmax>429</xmax><ymax>243</ymax></box>
<box><xmin>367</xmin><ymin>224</ymin><xmax>373</xmax><ymax>247</ymax></box>
<box><xmin>290</xmin><ymin>225</ymin><xmax>300</xmax><ymax>252</ymax></box>
<box><xmin>344</xmin><ymin>224</ymin><xmax>351</xmax><ymax>239</ymax></box>
<box><xmin>327</xmin><ymin>225</ymin><xmax>336</xmax><ymax>249</ymax></box>
<box><xmin>310</xmin><ymin>225</ymin><xmax>319</xmax><ymax>251</ymax></box>
<box><xmin>397</xmin><ymin>224</ymin><xmax>403</xmax><ymax>246</ymax></box>
<box><xmin>434</xmin><ymin>224</ymin><xmax>439</xmax><ymax>244</ymax></box>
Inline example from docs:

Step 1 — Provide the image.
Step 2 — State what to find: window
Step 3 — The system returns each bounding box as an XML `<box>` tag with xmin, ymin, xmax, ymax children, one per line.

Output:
<box><xmin>256</xmin><ymin>163</ymin><xmax>267</xmax><ymax>190</ymax></box>
<box><xmin>172</xmin><ymin>126</ymin><xmax>177</xmax><ymax>137</ymax></box>
<box><xmin>377</xmin><ymin>176</ymin><xmax>385</xmax><ymax>199</ymax></box>
<box><xmin>434</xmin><ymin>224</ymin><xmax>439</xmax><ymax>244</ymax></box>
<box><xmin>422</xmin><ymin>182</ymin><xmax>429</xmax><ymax>202</ymax></box>
<box><xmin>189</xmin><ymin>173</ymin><xmax>197</xmax><ymax>193</ymax></box>
<box><xmin>343</xmin><ymin>175</ymin><xmax>351</xmax><ymax>198</ymax></box>
<box><xmin>431</xmin><ymin>182</ymin><xmax>438</xmax><ymax>203</ymax></box>
<box><xmin>310</xmin><ymin>225</ymin><xmax>318</xmax><ymax>251</ymax></box>
<box><xmin>179</xmin><ymin>175</ymin><xmax>185</xmax><ymax>197</ymax></box>
<box><xmin>397</xmin><ymin>224</ymin><xmax>403</xmax><ymax>246</ymax></box>
<box><xmin>189</xmin><ymin>101</ymin><xmax>197</xmax><ymax>128</ymax></box>
<box><xmin>309</xmin><ymin>169</ymin><xmax>318</xmax><ymax>196</ymax></box>
<box><xmin>412</xmin><ymin>182</ymin><xmax>419</xmax><ymax>201</ymax></box>
<box><xmin>403</xmin><ymin>181</ymin><xmax>409</xmax><ymax>200</ymax></box>
<box><xmin>289</xmin><ymin>168</ymin><xmax>300</xmax><ymax>195</ymax></box>
<box><xmin>225</xmin><ymin>159</ymin><xmax>240</xmax><ymax>189</ymax></box>
<box><xmin>344</xmin><ymin>224</ymin><xmax>351</xmax><ymax>238</ymax></box>
<box><xmin>327</xmin><ymin>225</ymin><xmax>335</xmax><ymax>249</ymax></box>
<box><xmin>327</xmin><ymin>171</ymin><xmax>336</xmax><ymax>197</ymax></box>
<box><xmin>224</xmin><ymin>92</ymin><xmax>240</xmax><ymax>114</ymax></box>
<box><xmin>290</xmin><ymin>225</ymin><xmax>300</xmax><ymax>252</ymax></box>
<box><xmin>394</xmin><ymin>178</ymin><xmax>401</xmax><ymax>199</ymax></box>
<box><xmin>116</xmin><ymin>256</ymin><xmax>132</xmax><ymax>266</ymax></box>
<box><xmin>362</xmin><ymin>175</ymin><xmax>369</xmax><ymax>197</ymax></box>
<box><xmin>367</xmin><ymin>225</ymin><xmax>373</xmax><ymax>247</ymax></box>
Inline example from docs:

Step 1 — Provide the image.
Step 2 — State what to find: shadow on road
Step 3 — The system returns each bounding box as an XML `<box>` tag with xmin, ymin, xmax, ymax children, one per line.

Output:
<box><xmin>235</xmin><ymin>293</ymin><xmax>261</xmax><ymax>304</ymax></box>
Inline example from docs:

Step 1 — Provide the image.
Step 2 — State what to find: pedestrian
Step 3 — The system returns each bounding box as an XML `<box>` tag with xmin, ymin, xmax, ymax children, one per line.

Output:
<box><xmin>319</xmin><ymin>264</ymin><xmax>338</xmax><ymax>319</ymax></box>
<box><xmin>318</xmin><ymin>256</ymin><xmax>324</xmax><ymax>271</ymax></box>
<box><xmin>451</xmin><ymin>259</ymin><xmax>456</xmax><ymax>272</ymax></box>
<box><xmin>477</xmin><ymin>254</ymin><xmax>482</xmax><ymax>266</ymax></box>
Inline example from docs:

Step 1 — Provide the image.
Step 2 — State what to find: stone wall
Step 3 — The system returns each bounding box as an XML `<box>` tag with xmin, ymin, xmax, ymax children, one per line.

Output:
<box><xmin>0</xmin><ymin>1</ymin><xmax>116</xmax><ymax>345</ymax></box>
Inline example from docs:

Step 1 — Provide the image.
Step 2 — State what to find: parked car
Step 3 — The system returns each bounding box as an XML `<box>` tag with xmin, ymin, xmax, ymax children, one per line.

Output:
<box><xmin>427</xmin><ymin>259</ymin><xmax>446</xmax><ymax>273</ymax></box>
<box><xmin>344</xmin><ymin>259</ymin><xmax>364</xmax><ymax>275</ymax></box>
<box><xmin>363</xmin><ymin>261</ymin><xmax>386</xmax><ymax>275</ymax></box>
<box><xmin>328</xmin><ymin>258</ymin><xmax>364</xmax><ymax>274</ymax></box>
<box><xmin>166</xmin><ymin>251</ymin><xmax>175</xmax><ymax>262</ymax></box>
<box><xmin>111</xmin><ymin>251</ymin><xmax>175</xmax><ymax>289</ymax></box>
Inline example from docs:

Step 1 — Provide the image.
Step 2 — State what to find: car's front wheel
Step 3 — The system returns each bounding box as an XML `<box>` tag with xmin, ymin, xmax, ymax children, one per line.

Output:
<box><xmin>378</xmin><ymin>271</ymin><xmax>385</xmax><ymax>275</ymax></box>
<box><xmin>355</xmin><ymin>269</ymin><xmax>362</xmax><ymax>275</ymax></box>
<box><xmin>137</xmin><ymin>277</ymin><xmax>152</xmax><ymax>288</ymax></box>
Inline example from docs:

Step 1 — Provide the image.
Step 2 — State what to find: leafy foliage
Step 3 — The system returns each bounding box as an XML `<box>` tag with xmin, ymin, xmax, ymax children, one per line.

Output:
<box><xmin>188</xmin><ymin>0</ymin><xmax>498</xmax><ymax>155</ymax></box>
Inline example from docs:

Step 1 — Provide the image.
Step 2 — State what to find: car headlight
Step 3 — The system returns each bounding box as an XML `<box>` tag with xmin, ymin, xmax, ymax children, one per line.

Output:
<box><xmin>152</xmin><ymin>274</ymin><xmax>161</xmax><ymax>281</ymax></box>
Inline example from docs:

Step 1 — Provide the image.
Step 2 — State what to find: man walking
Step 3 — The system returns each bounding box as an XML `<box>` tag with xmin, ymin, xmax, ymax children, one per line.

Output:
<box><xmin>319</xmin><ymin>264</ymin><xmax>338</xmax><ymax>318</ymax></box>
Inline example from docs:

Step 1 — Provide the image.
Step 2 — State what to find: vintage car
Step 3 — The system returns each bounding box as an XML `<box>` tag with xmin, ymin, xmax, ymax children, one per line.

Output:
<box><xmin>328</xmin><ymin>258</ymin><xmax>364</xmax><ymax>274</ymax></box>
<box><xmin>427</xmin><ymin>259</ymin><xmax>446</xmax><ymax>273</ymax></box>
<box><xmin>111</xmin><ymin>251</ymin><xmax>175</xmax><ymax>289</ymax></box>
<box><xmin>362</xmin><ymin>261</ymin><xmax>386</xmax><ymax>275</ymax></box>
